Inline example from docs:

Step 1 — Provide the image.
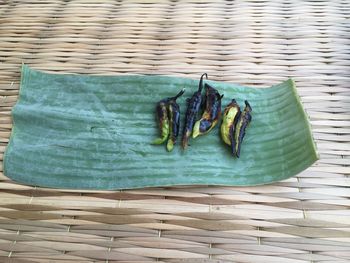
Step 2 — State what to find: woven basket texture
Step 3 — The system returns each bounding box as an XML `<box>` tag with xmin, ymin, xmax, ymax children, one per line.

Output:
<box><xmin>0</xmin><ymin>1</ymin><xmax>349</xmax><ymax>262</ymax></box>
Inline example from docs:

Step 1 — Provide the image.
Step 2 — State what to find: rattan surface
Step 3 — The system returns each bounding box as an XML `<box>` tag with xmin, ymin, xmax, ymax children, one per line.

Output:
<box><xmin>0</xmin><ymin>1</ymin><xmax>349</xmax><ymax>262</ymax></box>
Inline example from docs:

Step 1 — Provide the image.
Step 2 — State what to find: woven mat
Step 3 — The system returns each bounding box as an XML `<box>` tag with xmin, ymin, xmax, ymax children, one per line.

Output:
<box><xmin>0</xmin><ymin>1</ymin><xmax>349</xmax><ymax>262</ymax></box>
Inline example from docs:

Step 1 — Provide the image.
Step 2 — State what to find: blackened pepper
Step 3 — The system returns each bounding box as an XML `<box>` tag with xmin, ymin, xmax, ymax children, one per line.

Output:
<box><xmin>221</xmin><ymin>99</ymin><xmax>241</xmax><ymax>150</ymax></box>
<box><xmin>192</xmin><ymin>83</ymin><xmax>223</xmax><ymax>138</ymax></box>
<box><xmin>233</xmin><ymin>100</ymin><xmax>252</xmax><ymax>157</ymax></box>
<box><xmin>152</xmin><ymin>89</ymin><xmax>185</xmax><ymax>151</ymax></box>
<box><xmin>152</xmin><ymin>100</ymin><xmax>169</xmax><ymax>145</ymax></box>
<box><xmin>181</xmin><ymin>73</ymin><xmax>207</xmax><ymax>149</ymax></box>
<box><xmin>166</xmin><ymin>89</ymin><xmax>185</xmax><ymax>151</ymax></box>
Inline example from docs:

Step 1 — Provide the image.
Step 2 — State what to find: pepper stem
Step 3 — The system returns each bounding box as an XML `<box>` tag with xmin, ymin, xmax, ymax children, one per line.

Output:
<box><xmin>244</xmin><ymin>100</ymin><xmax>252</xmax><ymax>111</ymax></box>
<box><xmin>171</xmin><ymin>88</ymin><xmax>186</xmax><ymax>101</ymax></box>
<box><xmin>198</xmin><ymin>73</ymin><xmax>208</xmax><ymax>92</ymax></box>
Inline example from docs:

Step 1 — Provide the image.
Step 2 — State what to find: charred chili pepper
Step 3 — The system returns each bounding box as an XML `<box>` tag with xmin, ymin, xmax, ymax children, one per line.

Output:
<box><xmin>192</xmin><ymin>83</ymin><xmax>224</xmax><ymax>138</ymax></box>
<box><xmin>152</xmin><ymin>89</ymin><xmax>185</xmax><ymax>150</ymax></box>
<box><xmin>181</xmin><ymin>73</ymin><xmax>207</xmax><ymax>149</ymax></box>
<box><xmin>232</xmin><ymin>100</ymin><xmax>252</xmax><ymax>157</ymax></box>
<box><xmin>220</xmin><ymin>99</ymin><xmax>241</xmax><ymax>148</ymax></box>
<box><xmin>166</xmin><ymin>88</ymin><xmax>185</xmax><ymax>151</ymax></box>
<box><xmin>152</xmin><ymin>101</ymin><xmax>169</xmax><ymax>145</ymax></box>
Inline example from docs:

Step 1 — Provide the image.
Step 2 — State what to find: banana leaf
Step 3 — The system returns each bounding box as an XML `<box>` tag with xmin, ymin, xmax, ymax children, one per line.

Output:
<box><xmin>4</xmin><ymin>65</ymin><xmax>318</xmax><ymax>190</ymax></box>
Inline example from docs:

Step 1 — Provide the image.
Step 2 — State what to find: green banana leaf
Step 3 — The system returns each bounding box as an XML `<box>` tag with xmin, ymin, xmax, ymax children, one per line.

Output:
<box><xmin>4</xmin><ymin>65</ymin><xmax>318</xmax><ymax>190</ymax></box>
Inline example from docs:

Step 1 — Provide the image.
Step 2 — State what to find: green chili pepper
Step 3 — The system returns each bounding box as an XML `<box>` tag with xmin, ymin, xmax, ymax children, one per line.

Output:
<box><xmin>152</xmin><ymin>89</ymin><xmax>185</xmax><ymax>150</ymax></box>
<box><xmin>182</xmin><ymin>73</ymin><xmax>207</xmax><ymax>149</ymax></box>
<box><xmin>166</xmin><ymin>89</ymin><xmax>185</xmax><ymax>151</ymax></box>
<box><xmin>192</xmin><ymin>83</ymin><xmax>223</xmax><ymax>138</ymax></box>
<box><xmin>152</xmin><ymin>100</ymin><xmax>169</xmax><ymax>145</ymax></box>
<box><xmin>220</xmin><ymin>99</ymin><xmax>241</xmax><ymax>148</ymax></box>
<box><xmin>233</xmin><ymin>100</ymin><xmax>252</xmax><ymax>158</ymax></box>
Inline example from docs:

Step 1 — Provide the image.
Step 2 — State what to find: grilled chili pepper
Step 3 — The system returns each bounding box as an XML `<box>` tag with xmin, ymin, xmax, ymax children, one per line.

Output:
<box><xmin>152</xmin><ymin>100</ymin><xmax>169</xmax><ymax>145</ymax></box>
<box><xmin>152</xmin><ymin>89</ymin><xmax>185</xmax><ymax>147</ymax></box>
<box><xmin>192</xmin><ymin>83</ymin><xmax>223</xmax><ymax>138</ymax></box>
<box><xmin>166</xmin><ymin>88</ymin><xmax>185</xmax><ymax>151</ymax></box>
<box><xmin>220</xmin><ymin>99</ymin><xmax>241</xmax><ymax>148</ymax></box>
<box><xmin>232</xmin><ymin>100</ymin><xmax>252</xmax><ymax>158</ymax></box>
<box><xmin>181</xmin><ymin>73</ymin><xmax>207</xmax><ymax>149</ymax></box>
